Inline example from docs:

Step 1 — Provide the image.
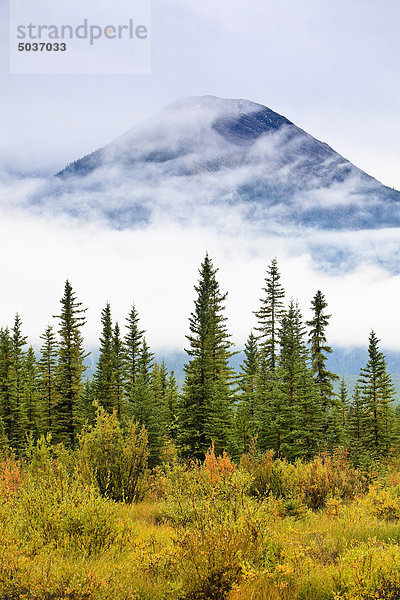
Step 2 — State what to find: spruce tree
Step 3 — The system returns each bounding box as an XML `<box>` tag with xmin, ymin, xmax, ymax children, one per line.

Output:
<box><xmin>54</xmin><ymin>280</ymin><xmax>88</xmax><ymax>446</ymax></box>
<box><xmin>77</xmin><ymin>378</ymin><xmax>96</xmax><ymax>430</ymax></box>
<box><xmin>112</xmin><ymin>322</ymin><xmax>125</xmax><ymax>419</ymax></box>
<box><xmin>9</xmin><ymin>314</ymin><xmax>27</xmax><ymax>448</ymax></box>
<box><xmin>255</xmin><ymin>258</ymin><xmax>285</xmax><ymax>372</ymax></box>
<box><xmin>165</xmin><ymin>370</ymin><xmax>179</xmax><ymax>440</ymax></box>
<box><xmin>278</xmin><ymin>301</ymin><xmax>323</xmax><ymax>460</ymax></box>
<box><xmin>37</xmin><ymin>325</ymin><xmax>58</xmax><ymax>436</ymax></box>
<box><xmin>347</xmin><ymin>384</ymin><xmax>364</xmax><ymax>463</ymax></box>
<box><xmin>20</xmin><ymin>346</ymin><xmax>40</xmax><ymax>442</ymax></box>
<box><xmin>95</xmin><ymin>303</ymin><xmax>115</xmax><ymax>412</ymax></box>
<box><xmin>0</xmin><ymin>328</ymin><xmax>14</xmax><ymax>444</ymax></box>
<box><xmin>358</xmin><ymin>331</ymin><xmax>395</xmax><ymax>456</ymax></box>
<box><xmin>327</xmin><ymin>377</ymin><xmax>349</xmax><ymax>449</ymax></box>
<box><xmin>123</xmin><ymin>303</ymin><xmax>144</xmax><ymax>404</ymax></box>
<box><xmin>306</xmin><ymin>291</ymin><xmax>338</xmax><ymax>410</ymax></box>
<box><xmin>235</xmin><ymin>331</ymin><xmax>260</xmax><ymax>453</ymax></box>
<box><xmin>132</xmin><ymin>339</ymin><xmax>163</xmax><ymax>465</ymax></box>
<box><xmin>180</xmin><ymin>254</ymin><xmax>234</xmax><ymax>459</ymax></box>
<box><xmin>255</xmin><ymin>356</ymin><xmax>286</xmax><ymax>455</ymax></box>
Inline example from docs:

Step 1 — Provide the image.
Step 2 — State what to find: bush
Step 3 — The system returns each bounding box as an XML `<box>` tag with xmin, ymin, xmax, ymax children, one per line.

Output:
<box><xmin>79</xmin><ymin>405</ymin><xmax>149</xmax><ymax>502</ymax></box>
<box><xmin>165</xmin><ymin>445</ymin><xmax>270</xmax><ymax>600</ymax></box>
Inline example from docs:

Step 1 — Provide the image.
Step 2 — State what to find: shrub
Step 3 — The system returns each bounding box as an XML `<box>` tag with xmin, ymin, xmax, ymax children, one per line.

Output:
<box><xmin>292</xmin><ymin>451</ymin><xmax>365</xmax><ymax>510</ymax></box>
<box><xmin>364</xmin><ymin>484</ymin><xmax>400</xmax><ymax>521</ymax></box>
<box><xmin>166</xmin><ymin>446</ymin><xmax>270</xmax><ymax>600</ymax></box>
<box><xmin>79</xmin><ymin>405</ymin><xmax>149</xmax><ymax>502</ymax></box>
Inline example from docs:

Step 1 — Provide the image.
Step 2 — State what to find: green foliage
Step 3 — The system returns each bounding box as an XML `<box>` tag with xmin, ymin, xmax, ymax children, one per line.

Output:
<box><xmin>79</xmin><ymin>405</ymin><xmax>149</xmax><ymax>502</ymax></box>
<box><xmin>20</xmin><ymin>346</ymin><xmax>40</xmax><ymax>441</ymax></box>
<box><xmin>235</xmin><ymin>331</ymin><xmax>260</xmax><ymax>454</ymax></box>
<box><xmin>112</xmin><ymin>322</ymin><xmax>125</xmax><ymax>419</ymax></box>
<box><xmin>180</xmin><ymin>254</ymin><xmax>235</xmax><ymax>459</ymax></box>
<box><xmin>357</xmin><ymin>330</ymin><xmax>396</xmax><ymax>457</ymax></box>
<box><xmin>277</xmin><ymin>301</ymin><xmax>324</xmax><ymax>460</ymax></box>
<box><xmin>0</xmin><ymin>327</ymin><xmax>14</xmax><ymax>445</ymax></box>
<box><xmin>54</xmin><ymin>280</ymin><xmax>88</xmax><ymax>446</ymax></box>
<box><xmin>255</xmin><ymin>257</ymin><xmax>285</xmax><ymax>372</ymax></box>
<box><xmin>123</xmin><ymin>302</ymin><xmax>144</xmax><ymax>402</ymax></box>
<box><xmin>94</xmin><ymin>302</ymin><xmax>115</xmax><ymax>412</ymax></box>
<box><xmin>306</xmin><ymin>290</ymin><xmax>338</xmax><ymax>408</ymax></box>
<box><xmin>37</xmin><ymin>325</ymin><xmax>58</xmax><ymax>436</ymax></box>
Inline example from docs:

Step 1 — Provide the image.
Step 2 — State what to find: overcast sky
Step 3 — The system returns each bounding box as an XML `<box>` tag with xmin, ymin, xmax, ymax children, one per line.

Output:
<box><xmin>1</xmin><ymin>0</ymin><xmax>400</xmax><ymax>188</ymax></box>
<box><xmin>1</xmin><ymin>0</ymin><xmax>400</xmax><ymax>361</ymax></box>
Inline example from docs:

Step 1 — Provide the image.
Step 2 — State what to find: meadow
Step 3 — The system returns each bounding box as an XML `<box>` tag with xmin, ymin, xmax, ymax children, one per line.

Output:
<box><xmin>2</xmin><ymin>412</ymin><xmax>400</xmax><ymax>600</ymax></box>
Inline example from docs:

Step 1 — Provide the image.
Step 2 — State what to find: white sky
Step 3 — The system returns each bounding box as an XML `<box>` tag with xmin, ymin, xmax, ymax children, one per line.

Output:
<box><xmin>1</xmin><ymin>0</ymin><xmax>400</xmax><ymax>188</ymax></box>
<box><xmin>1</xmin><ymin>0</ymin><xmax>400</xmax><ymax>356</ymax></box>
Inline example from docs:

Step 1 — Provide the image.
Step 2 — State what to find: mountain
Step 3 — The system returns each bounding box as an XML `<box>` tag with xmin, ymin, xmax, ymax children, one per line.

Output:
<box><xmin>36</xmin><ymin>95</ymin><xmax>400</xmax><ymax>230</ymax></box>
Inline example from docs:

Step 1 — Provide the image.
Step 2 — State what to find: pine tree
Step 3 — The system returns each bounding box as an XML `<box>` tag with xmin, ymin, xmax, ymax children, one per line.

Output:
<box><xmin>358</xmin><ymin>330</ymin><xmax>395</xmax><ymax>456</ymax></box>
<box><xmin>306</xmin><ymin>291</ymin><xmax>338</xmax><ymax>410</ymax></box>
<box><xmin>95</xmin><ymin>303</ymin><xmax>115</xmax><ymax>412</ymax></box>
<box><xmin>254</xmin><ymin>258</ymin><xmax>285</xmax><ymax>372</ymax></box>
<box><xmin>235</xmin><ymin>331</ymin><xmax>260</xmax><ymax>453</ymax></box>
<box><xmin>54</xmin><ymin>280</ymin><xmax>88</xmax><ymax>446</ymax></box>
<box><xmin>180</xmin><ymin>254</ymin><xmax>234</xmax><ymax>459</ymax></box>
<box><xmin>124</xmin><ymin>303</ymin><xmax>144</xmax><ymax>404</ymax></box>
<box><xmin>37</xmin><ymin>325</ymin><xmax>58</xmax><ymax>436</ymax></box>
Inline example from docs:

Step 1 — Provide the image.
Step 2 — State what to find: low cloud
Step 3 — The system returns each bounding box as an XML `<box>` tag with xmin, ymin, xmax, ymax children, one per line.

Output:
<box><xmin>1</xmin><ymin>99</ymin><xmax>400</xmax><ymax>357</ymax></box>
<box><xmin>0</xmin><ymin>175</ymin><xmax>399</xmax><ymax>357</ymax></box>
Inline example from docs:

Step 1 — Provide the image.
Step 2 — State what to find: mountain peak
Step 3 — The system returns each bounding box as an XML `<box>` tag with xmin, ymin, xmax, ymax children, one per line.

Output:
<box><xmin>53</xmin><ymin>94</ymin><xmax>400</xmax><ymax>232</ymax></box>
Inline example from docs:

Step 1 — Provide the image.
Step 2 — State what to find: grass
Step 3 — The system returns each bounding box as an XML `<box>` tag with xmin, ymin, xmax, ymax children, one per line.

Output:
<box><xmin>2</xmin><ymin>446</ymin><xmax>400</xmax><ymax>599</ymax></box>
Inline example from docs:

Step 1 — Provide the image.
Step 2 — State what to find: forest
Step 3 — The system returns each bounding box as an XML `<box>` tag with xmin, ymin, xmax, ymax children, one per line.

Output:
<box><xmin>0</xmin><ymin>255</ymin><xmax>400</xmax><ymax>600</ymax></box>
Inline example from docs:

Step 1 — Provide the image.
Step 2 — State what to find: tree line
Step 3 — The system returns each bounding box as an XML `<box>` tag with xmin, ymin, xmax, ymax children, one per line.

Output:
<box><xmin>0</xmin><ymin>256</ymin><xmax>397</xmax><ymax>465</ymax></box>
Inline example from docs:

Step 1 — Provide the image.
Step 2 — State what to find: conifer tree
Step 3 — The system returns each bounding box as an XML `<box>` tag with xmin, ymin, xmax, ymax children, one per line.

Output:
<box><xmin>20</xmin><ymin>346</ymin><xmax>40</xmax><ymax>442</ymax></box>
<box><xmin>37</xmin><ymin>325</ymin><xmax>58</xmax><ymax>436</ymax></box>
<box><xmin>327</xmin><ymin>377</ymin><xmax>349</xmax><ymax>449</ymax></box>
<box><xmin>130</xmin><ymin>338</ymin><xmax>154</xmax><ymax>425</ymax></box>
<box><xmin>132</xmin><ymin>339</ymin><xmax>163</xmax><ymax>465</ymax></box>
<box><xmin>255</xmin><ymin>356</ymin><xmax>286</xmax><ymax>455</ymax></box>
<box><xmin>124</xmin><ymin>303</ymin><xmax>144</xmax><ymax>403</ymax></box>
<box><xmin>347</xmin><ymin>384</ymin><xmax>364</xmax><ymax>463</ymax></box>
<box><xmin>112</xmin><ymin>322</ymin><xmax>125</xmax><ymax>419</ymax></box>
<box><xmin>235</xmin><ymin>331</ymin><xmax>260</xmax><ymax>453</ymax></box>
<box><xmin>165</xmin><ymin>370</ymin><xmax>179</xmax><ymax>440</ymax></box>
<box><xmin>9</xmin><ymin>314</ymin><xmax>27</xmax><ymax>448</ymax></box>
<box><xmin>76</xmin><ymin>378</ymin><xmax>96</xmax><ymax>430</ymax></box>
<box><xmin>151</xmin><ymin>361</ymin><xmax>168</xmax><ymax>429</ymax></box>
<box><xmin>306</xmin><ymin>291</ymin><xmax>338</xmax><ymax>410</ymax></box>
<box><xmin>278</xmin><ymin>301</ymin><xmax>323</xmax><ymax>460</ymax></box>
<box><xmin>0</xmin><ymin>328</ymin><xmax>14</xmax><ymax>444</ymax></box>
<box><xmin>95</xmin><ymin>303</ymin><xmax>115</xmax><ymax>412</ymax></box>
<box><xmin>54</xmin><ymin>280</ymin><xmax>88</xmax><ymax>446</ymax></box>
<box><xmin>255</xmin><ymin>258</ymin><xmax>285</xmax><ymax>372</ymax></box>
<box><xmin>358</xmin><ymin>331</ymin><xmax>395</xmax><ymax>456</ymax></box>
<box><xmin>180</xmin><ymin>254</ymin><xmax>234</xmax><ymax>458</ymax></box>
